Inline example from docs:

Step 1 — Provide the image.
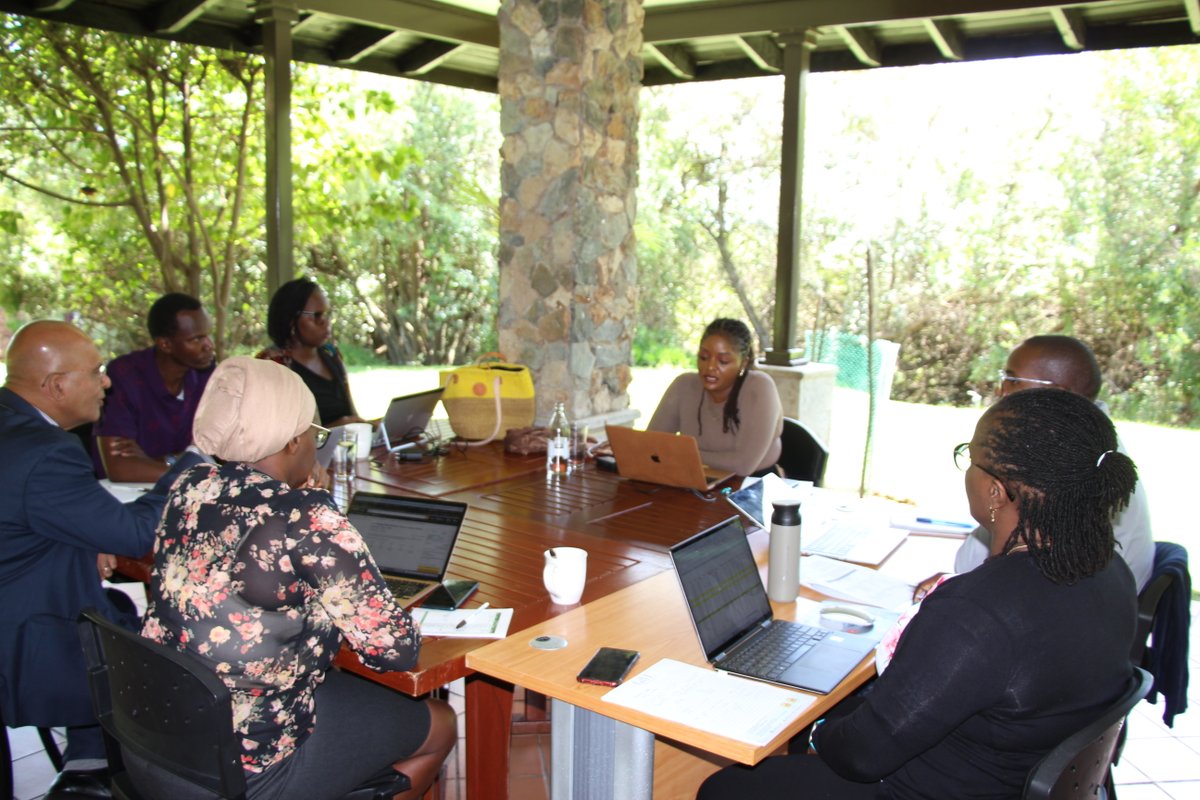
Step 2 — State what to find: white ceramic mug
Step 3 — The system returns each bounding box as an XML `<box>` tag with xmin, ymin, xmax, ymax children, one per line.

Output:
<box><xmin>344</xmin><ymin>422</ymin><xmax>374</xmax><ymax>459</ymax></box>
<box><xmin>543</xmin><ymin>547</ymin><xmax>588</xmax><ymax>605</ymax></box>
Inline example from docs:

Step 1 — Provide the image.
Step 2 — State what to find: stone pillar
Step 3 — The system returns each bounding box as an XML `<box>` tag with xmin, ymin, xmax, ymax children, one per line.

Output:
<box><xmin>497</xmin><ymin>0</ymin><xmax>643</xmax><ymax>423</ymax></box>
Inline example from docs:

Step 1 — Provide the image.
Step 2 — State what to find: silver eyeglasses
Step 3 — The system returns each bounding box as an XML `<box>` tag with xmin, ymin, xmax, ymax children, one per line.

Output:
<box><xmin>996</xmin><ymin>370</ymin><xmax>1056</xmax><ymax>389</ymax></box>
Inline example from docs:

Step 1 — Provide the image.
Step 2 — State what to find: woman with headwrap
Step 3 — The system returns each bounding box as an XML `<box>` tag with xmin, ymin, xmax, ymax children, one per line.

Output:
<box><xmin>133</xmin><ymin>357</ymin><xmax>455</xmax><ymax>800</ymax></box>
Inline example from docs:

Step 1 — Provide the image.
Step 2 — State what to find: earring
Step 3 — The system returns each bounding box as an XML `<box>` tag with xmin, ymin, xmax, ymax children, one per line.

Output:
<box><xmin>989</xmin><ymin>505</ymin><xmax>996</xmax><ymax>524</ymax></box>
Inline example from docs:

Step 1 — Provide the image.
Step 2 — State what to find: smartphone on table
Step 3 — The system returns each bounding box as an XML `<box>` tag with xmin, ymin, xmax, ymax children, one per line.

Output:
<box><xmin>576</xmin><ymin>647</ymin><xmax>640</xmax><ymax>686</ymax></box>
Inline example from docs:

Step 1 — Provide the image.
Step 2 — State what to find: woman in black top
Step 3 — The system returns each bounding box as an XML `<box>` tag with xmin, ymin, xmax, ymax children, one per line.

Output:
<box><xmin>258</xmin><ymin>278</ymin><xmax>365</xmax><ymax>427</ymax></box>
<box><xmin>698</xmin><ymin>388</ymin><xmax>1140</xmax><ymax>800</ymax></box>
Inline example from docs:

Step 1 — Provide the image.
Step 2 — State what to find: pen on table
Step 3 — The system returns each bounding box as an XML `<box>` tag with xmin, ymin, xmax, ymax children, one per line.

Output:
<box><xmin>456</xmin><ymin>602</ymin><xmax>491</xmax><ymax>629</ymax></box>
<box><xmin>915</xmin><ymin>517</ymin><xmax>975</xmax><ymax>529</ymax></box>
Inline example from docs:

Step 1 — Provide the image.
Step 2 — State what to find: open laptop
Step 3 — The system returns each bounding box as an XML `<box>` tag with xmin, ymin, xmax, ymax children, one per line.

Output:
<box><xmin>378</xmin><ymin>388</ymin><xmax>444</xmax><ymax>453</ymax></box>
<box><xmin>605</xmin><ymin>424</ymin><xmax>732</xmax><ymax>491</ymax></box>
<box><xmin>725</xmin><ymin>480</ymin><xmax>908</xmax><ymax>566</ymax></box>
<box><xmin>347</xmin><ymin>492</ymin><xmax>471</xmax><ymax>607</ymax></box>
<box><xmin>670</xmin><ymin>516</ymin><xmax>877</xmax><ymax>694</ymax></box>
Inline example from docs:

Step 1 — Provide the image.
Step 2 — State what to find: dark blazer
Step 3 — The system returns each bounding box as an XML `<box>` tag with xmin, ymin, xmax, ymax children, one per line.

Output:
<box><xmin>0</xmin><ymin>386</ymin><xmax>196</xmax><ymax>727</ymax></box>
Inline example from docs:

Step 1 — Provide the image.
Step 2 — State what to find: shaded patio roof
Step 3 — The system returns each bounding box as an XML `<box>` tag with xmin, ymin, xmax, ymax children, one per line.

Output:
<box><xmin>1</xmin><ymin>0</ymin><xmax>1197</xmax><ymax>93</ymax></box>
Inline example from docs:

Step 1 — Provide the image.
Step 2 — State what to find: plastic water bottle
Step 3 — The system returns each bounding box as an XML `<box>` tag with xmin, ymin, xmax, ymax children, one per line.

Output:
<box><xmin>768</xmin><ymin>500</ymin><xmax>802</xmax><ymax>602</ymax></box>
<box><xmin>546</xmin><ymin>402</ymin><xmax>571</xmax><ymax>476</ymax></box>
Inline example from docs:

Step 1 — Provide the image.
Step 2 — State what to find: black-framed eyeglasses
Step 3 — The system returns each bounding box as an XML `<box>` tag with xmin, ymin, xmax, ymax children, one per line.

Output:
<box><xmin>953</xmin><ymin>442</ymin><xmax>1015</xmax><ymax>500</ymax></box>
<box><xmin>996</xmin><ymin>370</ymin><xmax>1056</xmax><ymax>390</ymax></box>
<box><xmin>297</xmin><ymin>309</ymin><xmax>333</xmax><ymax>323</ymax></box>
<box><xmin>312</xmin><ymin>423</ymin><xmax>331</xmax><ymax>448</ymax></box>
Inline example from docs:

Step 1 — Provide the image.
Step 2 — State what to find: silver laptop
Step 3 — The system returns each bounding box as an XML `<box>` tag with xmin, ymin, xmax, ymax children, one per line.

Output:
<box><xmin>670</xmin><ymin>516</ymin><xmax>877</xmax><ymax>694</ymax></box>
<box><xmin>347</xmin><ymin>493</ymin><xmax>468</xmax><ymax>606</ymax></box>
<box><xmin>378</xmin><ymin>388</ymin><xmax>444</xmax><ymax>453</ymax></box>
<box><xmin>605</xmin><ymin>424</ymin><xmax>732</xmax><ymax>491</ymax></box>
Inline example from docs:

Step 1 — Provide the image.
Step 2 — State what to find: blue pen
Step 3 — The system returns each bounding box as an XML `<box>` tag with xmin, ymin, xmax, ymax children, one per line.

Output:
<box><xmin>916</xmin><ymin>517</ymin><xmax>974</xmax><ymax>529</ymax></box>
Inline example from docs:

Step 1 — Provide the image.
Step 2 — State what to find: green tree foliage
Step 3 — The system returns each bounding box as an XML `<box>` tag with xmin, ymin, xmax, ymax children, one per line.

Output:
<box><xmin>293</xmin><ymin>75</ymin><xmax>499</xmax><ymax>365</ymax></box>
<box><xmin>1057</xmin><ymin>48</ymin><xmax>1200</xmax><ymax>424</ymax></box>
<box><xmin>0</xmin><ymin>16</ymin><xmax>263</xmax><ymax>356</ymax></box>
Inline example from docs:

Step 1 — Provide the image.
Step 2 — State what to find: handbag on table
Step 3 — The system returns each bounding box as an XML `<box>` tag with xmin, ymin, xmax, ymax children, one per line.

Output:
<box><xmin>439</xmin><ymin>353</ymin><xmax>536</xmax><ymax>444</ymax></box>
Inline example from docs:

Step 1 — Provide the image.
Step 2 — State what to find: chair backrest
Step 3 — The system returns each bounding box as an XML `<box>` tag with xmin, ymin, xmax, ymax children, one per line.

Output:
<box><xmin>78</xmin><ymin>609</ymin><xmax>247</xmax><ymax>800</ymax></box>
<box><xmin>1023</xmin><ymin>667</ymin><xmax>1152</xmax><ymax>800</ymax></box>
<box><xmin>1132</xmin><ymin>570</ymin><xmax>1174</xmax><ymax>665</ymax></box>
<box><xmin>777</xmin><ymin>417</ymin><xmax>830</xmax><ymax>486</ymax></box>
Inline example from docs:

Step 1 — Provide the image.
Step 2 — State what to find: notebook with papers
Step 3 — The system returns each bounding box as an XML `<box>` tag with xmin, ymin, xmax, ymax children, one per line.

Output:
<box><xmin>605</xmin><ymin>424</ymin><xmax>732</xmax><ymax>491</ymax></box>
<box><xmin>670</xmin><ymin>516</ymin><xmax>877</xmax><ymax>694</ymax></box>
<box><xmin>347</xmin><ymin>492</ymin><xmax>469</xmax><ymax>607</ymax></box>
<box><xmin>378</xmin><ymin>388</ymin><xmax>444</xmax><ymax>452</ymax></box>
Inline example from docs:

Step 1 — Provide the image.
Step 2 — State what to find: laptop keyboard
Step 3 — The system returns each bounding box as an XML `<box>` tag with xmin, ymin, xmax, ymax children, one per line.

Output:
<box><xmin>384</xmin><ymin>576</ymin><xmax>429</xmax><ymax>598</ymax></box>
<box><xmin>724</xmin><ymin>622</ymin><xmax>829</xmax><ymax>680</ymax></box>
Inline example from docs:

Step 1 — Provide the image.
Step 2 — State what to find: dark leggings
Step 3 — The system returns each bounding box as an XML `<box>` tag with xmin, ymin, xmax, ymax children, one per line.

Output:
<box><xmin>124</xmin><ymin>670</ymin><xmax>431</xmax><ymax>800</ymax></box>
<box><xmin>698</xmin><ymin>754</ymin><xmax>883</xmax><ymax>800</ymax></box>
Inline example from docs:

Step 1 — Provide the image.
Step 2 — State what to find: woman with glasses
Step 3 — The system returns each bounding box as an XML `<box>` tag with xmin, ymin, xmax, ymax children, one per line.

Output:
<box><xmin>698</xmin><ymin>388</ymin><xmax>1139</xmax><ymax>799</ymax></box>
<box><xmin>259</xmin><ymin>277</ymin><xmax>364</xmax><ymax>427</ymax></box>
<box><xmin>134</xmin><ymin>357</ymin><xmax>455</xmax><ymax>800</ymax></box>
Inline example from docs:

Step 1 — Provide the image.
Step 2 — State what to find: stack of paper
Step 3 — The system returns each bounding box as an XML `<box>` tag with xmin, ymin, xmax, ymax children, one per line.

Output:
<box><xmin>800</xmin><ymin>555</ymin><xmax>915</xmax><ymax>611</ymax></box>
<box><xmin>602</xmin><ymin>659</ymin><xmax>814</xmax><ymax>746</ymax></box>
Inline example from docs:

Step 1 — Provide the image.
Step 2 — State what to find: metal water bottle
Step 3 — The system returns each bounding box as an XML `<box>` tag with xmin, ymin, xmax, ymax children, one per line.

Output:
<box><xmin>768</xmin><ymin>500</ymin><xmax>802</xmax><ymax>602</ymax></box>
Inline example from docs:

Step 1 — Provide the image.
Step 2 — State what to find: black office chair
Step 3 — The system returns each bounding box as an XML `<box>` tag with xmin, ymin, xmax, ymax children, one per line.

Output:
<box><xmin>777</xmin><ymin>417</ymin><xmax>830</xmax><ymax>486</ymax></box>
<box><xmin>78</xmin><ymin>609</ymin><xmax>410</xmax><ymax>800</ymax></box>
<box><xmin>1023</xmin><ymin>667</ymin><xmax>1152</xmax><ymax>800</ymax></box>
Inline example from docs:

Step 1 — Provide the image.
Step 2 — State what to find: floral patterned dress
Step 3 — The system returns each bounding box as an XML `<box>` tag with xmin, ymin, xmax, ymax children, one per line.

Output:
<box><xmin>141</xmin><ymin>462</ymin><xmax>420</xmax><ymax>774</ymax></box>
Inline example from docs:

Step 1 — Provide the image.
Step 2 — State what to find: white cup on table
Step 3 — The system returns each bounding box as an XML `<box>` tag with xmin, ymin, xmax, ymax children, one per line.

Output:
<box><xmin>343</xmin><ymin>422</ymin><xmax>374</xmax><ymax>459</ymax></box>
<box><xmin>543</xmin><ymin>547</ymin><xmax>588</xmax><ymax>605</ymax></box>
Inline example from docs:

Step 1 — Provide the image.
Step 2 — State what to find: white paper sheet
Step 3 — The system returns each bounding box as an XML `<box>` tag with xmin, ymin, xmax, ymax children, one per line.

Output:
<box><xmin>602</xmin><ymin>659</ymin><xmax>814</xmax><ymax>746</ymax></box>
<box><xmin>799</xmin><ymin>555</ymin><xmax>916</xmax><ymax>611</ymax></box>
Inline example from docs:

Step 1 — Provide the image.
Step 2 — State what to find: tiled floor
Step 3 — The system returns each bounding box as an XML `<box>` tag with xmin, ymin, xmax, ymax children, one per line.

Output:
<box><xmin>9</xmin><ymin>602</ymin><xmax>1198</xmax><ymax>800</ymax></box>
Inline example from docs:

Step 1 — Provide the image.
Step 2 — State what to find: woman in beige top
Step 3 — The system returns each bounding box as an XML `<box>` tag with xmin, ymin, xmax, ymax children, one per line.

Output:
<box><xmin>648</xmin><ymin>318</ymin><xmax>783</xmax><ymax>476</ymax></box>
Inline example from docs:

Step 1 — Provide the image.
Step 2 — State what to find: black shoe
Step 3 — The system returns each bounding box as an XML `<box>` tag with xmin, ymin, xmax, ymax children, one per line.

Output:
<box><xmin>45</xmin><ymin>768</ymin><xmax>112</xmax><ymax>799</ymax></box>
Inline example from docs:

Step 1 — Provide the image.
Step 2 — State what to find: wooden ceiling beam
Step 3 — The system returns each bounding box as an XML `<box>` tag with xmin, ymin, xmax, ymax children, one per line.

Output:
<box><xmin>1050</xmin><ymin>7</ymin><xmax>1086</xmax><ymax>50</ymax></box>
<box><xmin>301</xmin><ymin>0</ymin><xmax>495</xmax><ymax>48</ymax></box>
<box><xmin>647</xmin><ymin>42</ymin><xmax>696</xmax><ymax>80</ymax></box>
<box><xmin>150</xmin><ymin>0</ymin><xmax>216</xmax><ymax>34</ymax></box>
<box><xmin>644</xmin><ymin>0</ymin><xmax>1098</xmax><ymax>43</ymax></box>
<box><xmin>836</xmin><ymin>24</ymin><xmax>881</xmax><ymax>67</ymax></box>
<box><xmin>923</xmin><ymin>17</ymin><xmax>964</xmax><ymax>60</ymax></box>
<box><xmin>395</xmin><ymin>38</ymin><xmax>460</xmax><ymax>75</ymax></box>
<box><xmin>1184</xmin><ymin>0</ymin><xmax>1200</xmax><ymax>35</ymax></box>
<box><xmin>331</xmin><ymin>25</ymin><xmax>401</xmax><ymax>63</ymax></box>
<box><xmin>736</xmin><ymin>34</ymin><xmax>782</xmax><ymax>72</ymax></box>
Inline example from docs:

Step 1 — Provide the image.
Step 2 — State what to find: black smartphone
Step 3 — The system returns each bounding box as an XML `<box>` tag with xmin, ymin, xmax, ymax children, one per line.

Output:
<box><xmin>576</xmin><ymin>647</ymin><xmax>640</xmax><ymax>686</ymax></box>
<box><xmin>420</xmin><ymin>579</ymin><xmax>480</xmax><ymax>611</ymax></box>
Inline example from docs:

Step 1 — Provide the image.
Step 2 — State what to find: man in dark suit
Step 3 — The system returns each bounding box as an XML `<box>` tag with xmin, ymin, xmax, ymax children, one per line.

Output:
<box><xmin>0</xmin><ymin>320</ymin><xmax>200</xmax><ymax>798</ymax></box>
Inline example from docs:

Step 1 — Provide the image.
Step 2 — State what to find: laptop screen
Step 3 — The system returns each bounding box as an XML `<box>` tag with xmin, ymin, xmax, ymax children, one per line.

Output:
<box><xmin>670</xmin><ymin>516</ymin><xmax>774</xmax><ymax>660</ymax></box>
<box><xmin>381</xmin><ymin>388</ymin><xmax>444</xmax><ymax>449</ymax></box>
<box><xmin>347</xmin><ymin>493</ymin><xmax>467</xmax><ymax>579</ymax></box>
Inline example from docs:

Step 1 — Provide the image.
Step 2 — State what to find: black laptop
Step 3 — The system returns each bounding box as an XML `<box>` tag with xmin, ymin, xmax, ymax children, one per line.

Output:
<box><xmin>347</xmin><ymin>493</ymin><xmax>474</xmax><ymax>608</ymax></box>
<box><xmin>378</xmin><ymin>388</ymin><xmax>444</xmax><ymax>453</ymax></box>
<box><xmin>670</xmin><ymin>516</ymin><xmax>877</xmax><ymax>694</ymax></box>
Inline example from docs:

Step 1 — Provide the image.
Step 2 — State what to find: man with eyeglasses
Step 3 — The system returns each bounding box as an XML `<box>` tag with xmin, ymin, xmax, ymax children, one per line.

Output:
<box><xmin>0</xmin><ymin>320</ymin><xmax>203</xmax><ymax>798</ymax></box>
<box><xmin>92</xmin><ymin>293</ymin><xmax>216</xmax><ymax>482</ymax></box>
<box><xmin>950</xmin><ymin>335</ymin><xmax>1154</xmax><ymax>590</ymax></box>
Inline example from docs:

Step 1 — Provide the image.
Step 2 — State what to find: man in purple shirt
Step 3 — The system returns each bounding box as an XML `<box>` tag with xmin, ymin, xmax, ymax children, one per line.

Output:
<box><xmin>93</xmin><ymin>293</ymin><xmax>215</xmax><ymax>481</ymax></box>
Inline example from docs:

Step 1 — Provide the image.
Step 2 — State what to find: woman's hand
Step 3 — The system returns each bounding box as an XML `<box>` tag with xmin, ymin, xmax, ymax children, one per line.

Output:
<box><xmin>913</xmin><ymin>572</ymin><xmax>946</xmax><ymax>602</ymax></box>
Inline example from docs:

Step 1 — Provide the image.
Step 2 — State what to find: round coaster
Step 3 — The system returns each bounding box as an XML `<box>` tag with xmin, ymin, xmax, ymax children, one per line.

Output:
<box><xmin>529</xmin><ymin>634</ymin><xmax>568</xmax><ymax>651</ymax></box>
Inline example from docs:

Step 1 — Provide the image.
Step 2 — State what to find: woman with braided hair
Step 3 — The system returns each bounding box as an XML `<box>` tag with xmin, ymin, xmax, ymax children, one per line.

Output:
<box><xmin>647</xmin><ymin>318</ymin><xmax>782</xmax><ymax>476</ymax></box>
<box><xmin>698</xmin><ymin>388</ymin><xmax>1139</xmax><ymax>799</ymax></box>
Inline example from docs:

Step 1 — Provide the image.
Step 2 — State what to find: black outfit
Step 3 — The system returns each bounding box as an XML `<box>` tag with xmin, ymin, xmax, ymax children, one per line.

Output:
<box><xmin>700</xmin><ymin>551</ymin><xmax>1137</xmax><ymax>800</ymax></box>
<box><xmin>291</xmin><ymin>345</ymin><xmax>353</xmax><ymax>425</ymax></box>
<box><xmin>1145</xmin><ymin>541</ymin><xmax>1190</xmax><ymax>727</ymax></box>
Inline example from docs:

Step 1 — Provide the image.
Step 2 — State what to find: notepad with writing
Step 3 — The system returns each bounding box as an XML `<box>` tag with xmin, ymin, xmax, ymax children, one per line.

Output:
<box><xmin>601</xmin><ymin>659</ymin><xmax>814</xmax><ymax>746</ymax></box>
<box><xmin>412</xmin><ymin>607</ymin><xmax>513</xmax><ymax>638</ymax></box>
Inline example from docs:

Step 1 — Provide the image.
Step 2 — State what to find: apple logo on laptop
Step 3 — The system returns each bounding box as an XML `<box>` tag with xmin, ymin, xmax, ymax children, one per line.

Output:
<box><xmin>651</xmin><ymin>453</ymin><xmax>661</xmax><ymax>463</ymax></box>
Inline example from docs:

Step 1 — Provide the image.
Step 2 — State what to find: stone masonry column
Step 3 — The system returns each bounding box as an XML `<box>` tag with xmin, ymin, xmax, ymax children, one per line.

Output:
<box><xmin>497</xmin><ymin>0</ymin><xmax>643</xmax><ymax>423</ymax></box>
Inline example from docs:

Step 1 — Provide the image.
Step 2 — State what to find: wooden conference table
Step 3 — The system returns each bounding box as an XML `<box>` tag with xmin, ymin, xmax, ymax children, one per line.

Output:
<box><xmin>335</xmin><ymin>442</ymin><xmax>746</xmax><ymax>799</ymax></box>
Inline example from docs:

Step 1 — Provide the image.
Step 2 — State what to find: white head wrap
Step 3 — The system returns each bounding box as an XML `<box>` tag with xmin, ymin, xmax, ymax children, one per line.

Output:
<box><xmin>193</xmin><ymin>356</ymin><xmax>316</xmax><ymax>462</ymax></box>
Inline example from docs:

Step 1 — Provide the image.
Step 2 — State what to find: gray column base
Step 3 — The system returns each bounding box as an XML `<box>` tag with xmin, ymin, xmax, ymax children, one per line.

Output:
<box><xmin>551</xmin><ymin>698</ymin><xmax>655</xmax><ymax>800</ymax></box>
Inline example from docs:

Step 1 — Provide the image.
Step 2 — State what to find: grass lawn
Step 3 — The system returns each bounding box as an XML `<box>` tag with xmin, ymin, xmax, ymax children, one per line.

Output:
<box><xmin>348</xmin><ymin>364</ymin><xmax>1198</xmax><ymax>561</ymax></box>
